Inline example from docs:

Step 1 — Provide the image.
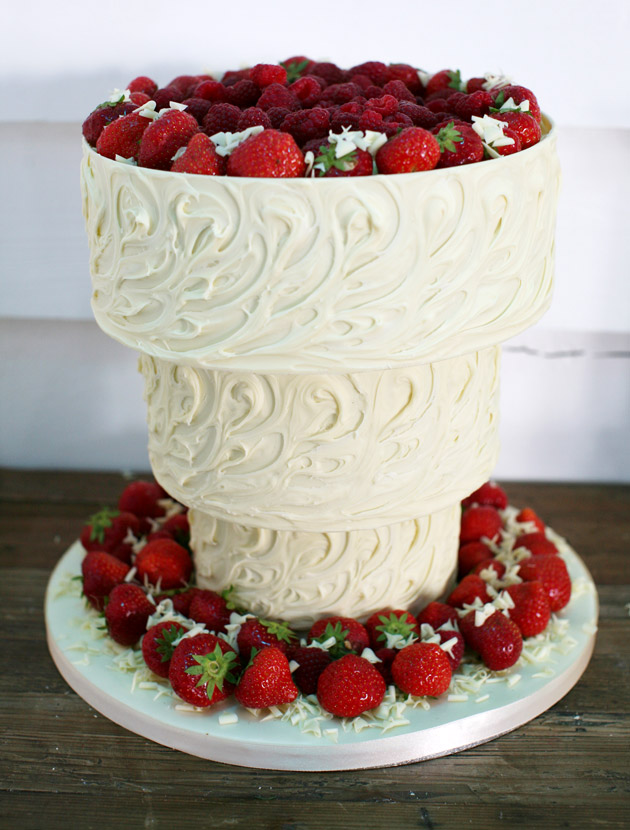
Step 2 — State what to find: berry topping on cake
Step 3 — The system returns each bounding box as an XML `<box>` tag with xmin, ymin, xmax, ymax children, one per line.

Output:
<box><xmin>82</xmin><ymin>101</ymin><xmax>136</xmax><ymax>147</ymax></box>
<box><xmin>235</xmin><ymin>647</ymin><xmax>298</xmax><ymax>708</ymax></box>
<box><xmin>81</xmin><ymin>549</ymin><xmax>130</xmax><ymax>610</ymax></box>
<box><xmin>95</xmin><ymin>111</ymin><xmax>154</xmax><ymax>161</ymax></box>
<box><xmin>317</xmin><ymin>654</ymin><xmax>386</xmax><ymax>717</ymax></box>
<box><xmin>170</xmin><ymin>132</ymin><xmax>225</xmax><ymax>175</ymax></box>
<box><xmin>463</xmin><ymin>609</ymin><xmax>523</xmax><ymax>671</ymax></box>
<box><xmin>458</xmin><ymin>541</ymin><xmax>495</xmax><ymax>576</ymax></box>
<box><xmin>462</xmin><ymin>481</ymin><xmax>509</xmax><ymax>510</ymax></box>
<box><xmin>137</xmin><ymin>108</ymin><xmax>200</xmax><ymax>170</ymax></box>
<box><xmin>505</xmin><ymin>582</ymin><xmax>552</xmax><ymax>638</ymax></box>
<box><xmin>134</xmin><ymin>538</ymin><xmax>192</xmax><ymax>590</ymax></box>
<box><xmin>169</xmin><ymin>634</ymin><xmax>239</xmax><ymax>707</ymax></box>
<box><xmin>226</xmin><ymin>129</ymin><xmax>305</xmax><ymax>177</ymax></box>
<box><xmin>391</xmin><ymin>642</ymin><xmax>452</xmax><ymax>697</ymax></box>
<box><xmin>142</xmin><ymin>621</ymin><xmax>189</xmax><ymax>678</ymax></box>
<box><xmin>460</xmin><ymin>505</ymin><xmax>503</xmax><ymax>544</ymax></box>
<box><xmin>517</xmin><ymin>554</ymin><xmax>572</xmax><ymax>612</ymax></box>
<box><xmin>515</xmin><ymin>532</ymin><xmax>558</xmax><ymax>557</ymax></box>
<box><xmin>104</xmin><ymin>583</ymin><xmax>154</xmax><ymax>646</ymax></box>
<box><xmin>447</xmin><ymin>574</ymin><xmax>492</xmax><ymax>608</ymax></box>
<box><xmin>375</xmin><ymin>127</ymin><xmax>440</xmax><ymax>174</ymax></box>
<box><xmin>434</xmin><ymin>121</ymin><xmax>484</xmax><ymax>167</ymax></box>
<box><xmin>80</xmin><ymin>508</ymin><xmax>140</xmax><ymax>563</ymax></box>
<box><xmin>312</xmin><ymin>142</ymin><xmax>373</xmax><ymax>177</ymax></box>
<box><xmin>118</xmin><ymin>480</ymin><xmax>166</xmax><ymax>526</ymax></box>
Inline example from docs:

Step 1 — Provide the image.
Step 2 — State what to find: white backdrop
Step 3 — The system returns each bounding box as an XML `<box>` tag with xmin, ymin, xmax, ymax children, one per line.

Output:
<box><xmin>1</xmin><ymin>0</ymin><xmax>629</xmax><ymax>480</ymax></box>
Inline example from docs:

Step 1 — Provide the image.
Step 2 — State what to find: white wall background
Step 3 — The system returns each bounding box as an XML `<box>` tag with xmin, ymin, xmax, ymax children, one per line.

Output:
<box><xmin>1</xmin><ymin>0</ymin><xmax>629</xmax><ymax>480</ymax></box>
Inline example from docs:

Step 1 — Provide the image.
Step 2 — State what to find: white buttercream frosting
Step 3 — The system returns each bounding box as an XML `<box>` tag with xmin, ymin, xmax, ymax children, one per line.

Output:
<box><xmin>190</xmin><ymin>504</ymin><xmax>459</xmax><ymax>628</ymax></box>
<box><xmin>81</xmin><ymin>121</ymin><xmax>559</xmax><ymax>373</ymax></box>
<box><xmin>140</xmin><ymin>347</ymin><xmax>500</xmax><ymax>531</ymax></box>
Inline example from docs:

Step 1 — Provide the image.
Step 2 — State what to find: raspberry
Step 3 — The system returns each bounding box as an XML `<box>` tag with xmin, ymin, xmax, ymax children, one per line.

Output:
<box><xmin>387</xmin><ymin>63</ymin><xmax>422</xmax><ymax>94</ymax></box>
<box><xmin>363</xmin><ymin>84</ymin><xmax>385</xmax><ymax>99</ymax></box>
<box><xmin>365</xmin><ymin>94</ymin><xmax>399</xmax><ymax>116</ymax></box>
<box><xmin>222</xmin><ymin>69</ymin><xmax>250</xmax><ymax>87</ymax></box>
<box><xmin>167</xmin><ymin>75</ymin><xmax>199</xmax><ymax>97</ymax></box>
<box><xmin>127</xmin><ymin>76</ymin><xmax>157</xmax><ymax>96</ymax></box>
<box><xmin>325</xmin><ymin>82</ymin><xmax>363</xmax><ymax>104</ymax></box>
<box><xmin>330</xmin><ymin>110</ymin><xmax>361</xmax><ymax>131</ymax></box>
<box><xmin>426</xmin><ymin>98</ymin><xmax>450</xmax><ymax>113</ymax></box>
<box><xmin>385</xmin><ymin>112</ymin><xmax>413</xmax><ymax>127</ymax></box>
<box><xmin>250</xmin><ymin>63</ymin><xmax>288</xmax><ymax>88</ymax></box>
<box><xmin>181</xmin><ymin>97</ymin><xmax>212</xmax><ymax>124</ymax></box>
<box><xmin>397</xmin><ymin>101</ymin><xmax>439</xmax><ymax>129</ymax></box>
<box><xmin>237</xmin><ymin>107</ymin><xmax>272</xmax><ymax>130</ymax></box>
<box><xmin>456</xmin><ymin>90</ymin><xmax>494</xmax><ymax>120</ymax></box>
<box><xmin>266</xmin><ymin>106</ymin><xmax>291</xmax><ymax>128</ymax></box>
<box><xmin>194</xmin><ymin>80</ymin><xmax>227</xmax><ymax>102</ymax></box>
<box><xmin>280</xmin><ymin>108</ymin><xmax>330</xmax><ymax>146</ymax></box>
<box><xmin>466</xmin><ymin>77</ymin><xmax>487</xmax><ymax>93</ymax></box>
<box><xmin>349</xmin><ymin>61</ymin><xmax>389</xmax><ymax>86</ymax></box>
<box><xmin>224</xmin><ymin>79</ymin><xmax>259</xmax><ymax>108</ymax></box>
<box><xmin>289</xmin><ymin>76</ymin><xmax>322</xmax><ymax>107</ymax></box>
<box><xmin>153</xmin><ymin>86</ymin><xmax>185</xmax><ymax>109</ymax></box>
<box><xmin>382</xmin><ymin>80</ymin><xmax>416</xmax><ymax>102</ymax></box>
<box><xmin>309</xmin><ymin>62</ymin><xmax>345</xmax><ymax>85</ymax></box>
<box><xmin>257</xmin><ymin>83</ymin><xmax>299</xmax><ymax>112</ymax></box>
<box><xmin>358</xmin><ymin>110</ymin><xmax>385</xmax><ymax>131</ymax></box>
<box><xmin>203</xmin><ymin>103</ymin><xmax>241</xmax><ymax>135</ymax></box>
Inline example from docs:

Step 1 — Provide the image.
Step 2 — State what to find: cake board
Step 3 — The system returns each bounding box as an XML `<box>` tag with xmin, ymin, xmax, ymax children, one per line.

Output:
<box><xmin>45</xmin><ymin>539</ymin><xmax>598</xmax><ymax>771</ymax></box>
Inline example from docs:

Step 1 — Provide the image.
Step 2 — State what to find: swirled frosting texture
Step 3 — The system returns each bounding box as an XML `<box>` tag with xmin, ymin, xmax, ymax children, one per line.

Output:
<box><xmin>81</xmin><ymin>126</ymin><xmax>560</xmax><ymax>373</ymax></box>
<box><xmin>141</xmin><ymin>348</ymin><xmax>500</xmax><ymax>531</ymax></box>
<box><xmin>190</xmin><ymin>504</ymin><xmax>459</xmax><ymax>627</ymax></box>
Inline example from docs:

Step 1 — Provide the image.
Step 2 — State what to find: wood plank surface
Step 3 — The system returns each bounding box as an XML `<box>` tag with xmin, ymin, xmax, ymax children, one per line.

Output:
<box><xmin>1</xmin><ymin>469</ymin><xmax>629</xmax><ymax>829</ymax></box>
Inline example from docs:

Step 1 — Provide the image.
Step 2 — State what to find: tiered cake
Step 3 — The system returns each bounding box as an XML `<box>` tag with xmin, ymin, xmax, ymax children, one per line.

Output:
<box><xmin>81</xmin><ymin>118</ymin><xmax>559</xmax><ymax>628</ymax></box>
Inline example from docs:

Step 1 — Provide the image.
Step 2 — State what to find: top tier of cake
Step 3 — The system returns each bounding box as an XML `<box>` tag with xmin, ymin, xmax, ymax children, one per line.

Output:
<box><xmin>81</xmin><ymin>119</ymin><xmax>559</xmax><ymax>374</ymax></box>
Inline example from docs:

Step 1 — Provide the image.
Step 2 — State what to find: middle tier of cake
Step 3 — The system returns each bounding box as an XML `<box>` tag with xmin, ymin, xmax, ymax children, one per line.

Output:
<box><xmin>141</xmin><ymin>346</ymin><xmax>500</xmax><ymax>532</ymax></box>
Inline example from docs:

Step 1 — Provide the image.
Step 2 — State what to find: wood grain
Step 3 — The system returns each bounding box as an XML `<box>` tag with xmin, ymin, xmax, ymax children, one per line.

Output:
<box><xmin>1</xmin><ymin>470</ymin><xmax>629</xmax><ymax>830</ymax></box>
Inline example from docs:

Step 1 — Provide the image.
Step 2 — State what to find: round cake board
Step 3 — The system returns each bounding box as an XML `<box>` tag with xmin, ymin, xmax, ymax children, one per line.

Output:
<box><xmin>46</xmin><ymin>540</ymin><xmax>598</xmax><ymax>771</ymax></box>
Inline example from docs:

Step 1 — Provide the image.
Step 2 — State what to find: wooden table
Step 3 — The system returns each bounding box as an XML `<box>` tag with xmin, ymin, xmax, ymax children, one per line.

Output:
<box><xmin>1</xmin><ymin>470</ymin><xmax>628</xmax><ymax>829</ymax></box>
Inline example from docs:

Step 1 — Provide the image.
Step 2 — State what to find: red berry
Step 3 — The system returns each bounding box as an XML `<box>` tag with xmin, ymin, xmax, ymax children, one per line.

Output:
<box><xmin>237</xmin><ymin>107</ymin><xmax>272</xmax><ymax>130</ymax></box>
<box><xmin>387</xmin><ymin>63</ymin><xmax>422</xmax><ymax>94</ymax></box>
<box><xmin>471</xmin><ymin>558</ymin><xmax>506</xmax><ymax>579</ymax></box>
<box><xmin>462</xmin><ymin>481</ymin><xmax>508</xmax><ymax>511</ymax></box>
<box><xmin>516</xmin><ymin>507</ymin><xmax>546</xmax><ymax>533</ymax></box>
<box><xmin>506</xmin><ymin>582</ymin><xmax>551</xmax><ymax>638</ymax></box>
<box><xmin>96</xmin><ymin>111</ymin><xmax>153</xmax><ymax>160</ymax></box>
<box><xmin>105</xmin><ymin>583</ymin><xmax>154</xmax><ymax>646</ymax></box>
<box><xmin>127</xmin><ymin>76</ymin><xmax>157</xmax><ymax>96</ymax></box>
<box><xmin>171</xmin><ymin>132</ymin><xmax>225</xmax><ymax>175</ymax></box>
<box><xmin>135</xmin><ymin>538</ymin><xmax>192</xmax><ymax>590</ymax></box>
<box><xmin>397</xmin><ymin>102</ymin><xmax>439</xmax><ymax>128</ymax></box>
<box><xmin>224</xmin><ymin>79</ymin><xmax>260</xmax><ymax>108</ymax></box>
<box><xmin>416</xmin><ymin>601</ymin><xmax>459</xmax><ymax>630</ymax></box>
<box><xmin>152</xmin><ymin>86</ymin><xmax>185</xmax><ymax>109</ymax></box>
<box><xmin>489</xmin><ymin>110</ymin><xmax>541</xmax><ymax>149</ymax></box>
<box><xmin>392</xmin><ymin>642</ymin><xmax>452</xmax><ymax>696</ymax></box>
<box><xmin>286</xmin><ymin>645</ymin><xmax>332</xmax><ymax>695</ymax></box>
<box><xmin>203</xmin><ymin>102</ymin><xmax>241</xmax><ymax>135</ymax></box>
<box><xmin>425</xmin><ymin>69</ymin><xmax>463</xmax><ymax>97</ymax></box>
<box><xmin>142</xmin><ymin>620</ymin><xmax>188</xmax><ymax>678</ymax></box>
<box><xmin>169</xmin><ymin>633</ymin><xmax>239</xmax><ymax>707</ymax></box>
<box><xmin>167</xmin><ymin>75</ymin><xmax>199</xmax><ymax>97</ymax></box>
<box><xmin>308</xmin><ymin>616</ymin><xmax>369</xmax><ymax>657</ymax></box>
<box><xmin>289</xmin><ymin>76</ymin><xmax>322</xmax><ymax>107</ymax></box>
<box><xmin>313</xmin><ymin>143</ymin><xmax>373</xmax><ymax>178</ymax></box>
<box><xmin>493</xmin><ymin>128</ymin><xmax>522</xmax><ymax>156</ymax></box>
<box><xmin>497</xmin><ymin>85</ymin><xmax>541</xmax><ymax>122</ymax></box>
<box><xmin>280</xmin><ymin>107</ymin><xmax>330</xmax><ymax>146</ymax></box>
<box><xmin>257</xmin><ymin>83</ymin><xmax>299</xmax><ymax>112</ymax></box>
<box><xmin>237</xmin><ymin>618</ymin><xmax>297</xmax><ymax>663</ymax></box>
<box><xmin>434</xmin><ymin>121</ymin><xmax>484</xmax><ymax>167</ymax></box>
<box><xmin>309</xmin><ymin>62</ymin><xmax>345</xmax><ymax>86</ymax></box>
<box><xmin>188</xmin><ymin>589</ymin><xmax>231</xmax><ymax>633</ymax></box>
<box><xmin>180</xmin><ymin>96</ymin><xmax>212</xmax><ymax>124</ymax></box>
<box><xmin>80</xmin><ymin>508</ymin><xmax>140</xmax><ymax>564</ymax></box>
<box><xmin>349</xmin><ymin>61</ymin><xmax>389</xmax><ymax>87</ymax></box>
<box><xmin>458</xmin><ymin>541</ymin><xmax>494</xmax><ymax>576</ymax></box>
<box><xmin>118</xmin><ymin>480</ymin><xmax>166</xmax><ymax>526</ymax></box>
<box><xmin>317</xmin><ymin>655</ymin><xmax>386</xmax><ymax>717</ymax></box>
<box><xmin>281</xmin><ymin>56</ymin><xmax>315</xmax><ymax>83</ymax></box>
<box><xmin>227</xmin><ymin>129</ymin><xmax>305</xmax><ymax>178</ymax></box>
<box><xmin>436</xmin><ymin>629</ymin><xmax>465</xmax><ymax>672</ymax></box>
<box><xmin>476</xmin><ymin>610</ymin><xmax>523</xmax><ymax>670</ymax></box>
<box><xmin>382</xmin><ymin>80</ymin><xmax>416</xmax><ymax>103</ymax></box>
<box><xmin>518</xmin><ymin>555</ymin><xmax>572</xmax><ymax>612</ymax></box>
<box><xmin>515</xmin><ymin>532</ymin><xmax>558</xmax><ymax>557</ymax></box>
<box><xmin>235</xmin><ymin>647</ymin><xmax>298</xmax><ymax>708</ymax></box>
<box><xmin>373</xmin><ymin>647</ymin><xmax>397</xmax><ymax>685</ymax></box>
<box><xmin>375</xmin><ymin>127</ymin><xmax>440</xmax><ymax>174</ymax></box>
<box><xmin>194</xmin><ymin>80</ymin><xmax>227</xmax><ymax>102</ymax></box>
<box><xmin>250</xmin><ymin>63</ymin><xmax>288</xmax><ymax>88</ymax></box>
<box><xmin>266</xmin><ymin>106</ymin><xmax>292</xmax><ymax>129</ymax></box>
<box><xmin>364</xmin><ymin>609</ymin><xmax>420</xmax><ymax>649</ymax></box>
<box><xmin>447</xmin><ymin>574</ymin><xmax>491</xmax><ymax>608</ymax></box>
<box><xmin>82</xmin><ymin>101</ymin><xmax>136</xmax><ymax>147</ymax></box>
<box><xmin>155</xmin><ymin>587</ymin><xmax>199</xmax><ymax>617</ymax></box>
<box><xmin>159</xmin><ymin>512</ymin><xmax>190</xmax><ymax>549</ymax></box>
<box><xmin>81</xmin><ymin>550</ymin><xmax>130</xmax><ymax>610</ymax></box>
<box><xmin>138</xmin><ymin>109</ymin><xmax>199</xmax><ymax>170</ymax></box>
<box><xmin>460</xmin><ymin>505</ymin><xmax>502</xmax><ymax>544</ymax></box>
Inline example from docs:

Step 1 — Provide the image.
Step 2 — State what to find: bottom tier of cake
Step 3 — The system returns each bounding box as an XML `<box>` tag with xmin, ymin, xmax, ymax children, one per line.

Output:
<box><xmin>190</xmin><ymin>504</ymin><xmax>459</xmax><ymax>628</ymax></box>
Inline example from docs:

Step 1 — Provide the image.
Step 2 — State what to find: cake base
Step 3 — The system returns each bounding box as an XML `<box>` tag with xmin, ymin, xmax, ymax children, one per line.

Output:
<box><xmin>45</xmin><ymin>539</ymin><xmax>597</xmax><ymax>771</ymax></box>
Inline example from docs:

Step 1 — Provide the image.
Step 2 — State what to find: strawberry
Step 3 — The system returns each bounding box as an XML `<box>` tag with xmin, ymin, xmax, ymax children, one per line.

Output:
<box><xmin>142</xmin><ymin>620</ymin><xmax>188</xmax><ymax>678</ymax></box>
<box><xmin>158</xmin><ymin>512</ymin><xmax>190</xmax><ymax>549</ymax></box>
<box><xmin>134</xmin><ymin>538</ymin><xmax>192</xmax><ymax>590</ymax></box>
<box><xmin>104</xmin><ymin>583</ymin><xmax>154</xmax><ymax>646</ymax></box>
<box><xmin>82</xmin><ymin>101</ymin><xmax>136</xmax><ymax>147</ymax></box>
<box><xmin>491</xmin><ymin>128</ymin><xmax>522</xmax><ymax>157</ymax></box>
<box><xmin>138</xmin><ymin>109</ymin><xmax>199</xmax><ymax>170</ymax></box>
<box><xmin>80</xmin><ymin>507</ymin><xmax>140</xmax><ymax>563</ymax></box>
<box><xmin>312</xmin><ymin>143</ymin><xmax>373</xmax><ymax>177</ymax></box>
<box><xmin>317</xmin><ymin>654</ymin><xmax>386</xmax><ymax>717</ymax></box>
<box><xmin>373</xmin><ymin>647</ymin><xmax>397</xmax><ymax>685</ymax></box>
<box><xmin>156</xmin><ymin>587</ymin><xmax>199</xmax><ymax>617</ymax></box>
<box><xmin>364</xmin><ymin>609</ymin><xmax>420</xmax><ymax>649</ymax></box>
<box><xmin>392</xmin><ymin>642</ymin><xmax>452</xmax><ymax>696</ymax></box>
<box><xmin>96</xmin><ymin>111</ymin><xmax>153</xmax><ymax>160</ymax></box>
<box><xmin>118</xmin><ymin>480</ymin><xmax>166</xmax><ymax>531</ymax></box>
<box><xmin>514</xmin><ymin>532</ymin><xmax>558</xmax><ymax>557</ymax></box>
<box><xmin>516</xmin><ymin>507</ymin><xmax>545</xmax><ymax>533</ymax></box>
<box><xmin>256</xmin><ymin>83</ymin><xmax>299</xmax><ymax>112</ymax></box>
<box><xmin>308</xmin><ymin>616</ymin><xmax>369</xmax><ymax>657</ymax></box>
<box><xmin>517</xmin><ymin>555</ymin><xmax>572</xmax><ymax>612</ymax></box>
<box><xmin>286</xmin><ymin>645</ymin><xmax>332</xmax><ymax>695</ymax></box>
<box><xmin>496</xmin><ymin>85</ymin><xmax>541</xmax><ymax>122</ymax></box>
<box><xmin>375</xmin><ymin>127</ymin><xmax>440</xmax><ymax>174</ymax></box>
<box><xmin>169</xmin><ymin>633</ymin><xmax>239</xmax><ymax>707</ymax></box>
<box><xmin>489</xmin><ymin>110</ymin><xmax>541</xmax><ymax>149</ymax></box>
<box><xmin>460</xmin><ymin>505</ymin><xmax>502</xmax><ymax>544</ymax></box>
<box><xmin>227</xmin><ymin>129</ymin><xmax>305</xmax><ymax>178</ymax></box>
<box><xmin>471</xmin><ymin>558</ymin><xmax>506</xmax><ymax>579</ymax></box>
<box><xmin>234</xmin><ymin>647</ymin><xmax>298</xmax><ymax>708</ymax></box>
<box><xmin>435</xmin><ymin>629</ymin><xmax>465</xmax><ymax>672</ymax></box>
<box><xmin>237</xmin><ymin>618</ymin><xmax>297</xmax><ymax>663</ymax></box>
<box><xmin>171</xmin><ymin>132</ymin><xmax>225</xmax><ymax>175</ymax></box>
<box><xmin>127</xmin><ymin>76</ymin><xmax>157</xmax><ymax>96</ymax></box>
<box><xmin>188</xmin><ymin>589</ymin><xmax>231</xmax><ymax>633</ymax></box>
<box><xmin>446</xmin><ymin>574</ymin><xmax>491</xmax><ymax>608</ymax></box>
<box><xmin>458</xmin><ymin>610</ymin><xmax>485</xmax><ymax>652</ymax></box>
<box><xmin>416</xmin><ymin>601</ymin><xmax>459</xmax><ymax>630</ymax></box>
<box><xmin>81</xmin><ymin>550</ymin><xmax>130</xmax><ymax>610</ymax></box>
<box><xmin>237</xmin><ymin>107</ymin><xmax>272</xmax><ymax>130</ymax></box>
<box><xmin>250</xmin><ymin>63</ymin><xmax>288</xmax><ymax>88</ymax></box>
<box><xmin>506</xmin><ymin>582</ymin><xmax>551</xmax><ymax>638</ymax></box>
<box><xmin>454</xmin><ymin>90</ymin><xmax>494</xmax><ymax>121</ymax></box>
<box><xmin>130</xmin><ymin>92</ymin><xmax>152</xmax><ymax>107</ymax></box>
<box><xmin>462</xmin><ymin>481</ymin><xmax>508</xmax><ymax>511</ymax></box>
<box><xmin>425</xmin><ymin>69</ymin><xmax>463</xmax><ymax>97</ymax></box>
<box><xmin>281</xmin><ymin>56</ymin><xmax>315</xmax><ymax>83</ymax></box>
<box><xmin>194</xmin><ymin>80</ymin><xmax>227</xmax><ymax>102</ymax></box>
<box><xmin>458</xmin><ymin>541</ymin><xmax>494</xmax><ymax>576</ymax></box>
<box><xmin>475</xmin><ymin>610</ymin><xmax>523</xmax><ymax>670</ymax></box>
<box><xmin>434</xmin><ymin>121</ymin><xmax>484</xmax><ymax>167</ymax></box>
<box><xmin>466</xmin><ymin>77</ymin><xmax>487</xmax><ymax>93</ymax></box>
